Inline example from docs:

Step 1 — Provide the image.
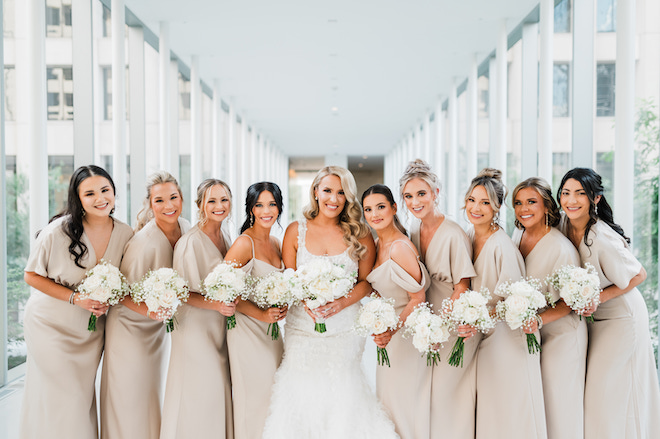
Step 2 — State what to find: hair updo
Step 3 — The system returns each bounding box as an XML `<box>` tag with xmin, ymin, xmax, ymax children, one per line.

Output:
<box><xmin>399</xmin><ymin>159</ymin><xmax>441</xmax><ymax>205</ymax></box>
<box><xmin>463</xmin><ymin>168</ymin><xmax>507</xmax><ymax>220</ymax></box>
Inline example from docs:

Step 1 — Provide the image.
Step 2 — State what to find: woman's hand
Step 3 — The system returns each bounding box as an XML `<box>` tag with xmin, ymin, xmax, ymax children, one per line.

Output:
<box><xmin>215</xmin><ymin>298</ymin><xmax>238</xmax><ymax>317</ymax></box>
<box><xmin>74</xmin><ymin>296</ymin><xmax>109</xmax><ymax>317</ymax></box>
<box><xmin>373</xmin><ymin>329</ymin><xmax>396</xmax><ymax>348</ymax></box>
<box><xmin>262</xmin><ymin>305</ymin><xmax>288</xmax><ymax>324</ymax></box>
<box><xmin>579</xmin><ymin>300</ymin><xmax>599</xmax><ymax>317</ymax></box>
<box><xmin>522</xmin><ymin>317</ymin><xmax>539</xmax><ymax>334</ymax></box>
<box><xmin>305</xmin><ymin>298</ymin><xmax>346</xmax><ymax>321</ymax></box>
<box><xmin>146</xmin><ymin>308</ymin><xmax>167</xmax><ymax>322</ymax></box>
<box><xmin>457</xmin><ymin>324</ymin><xmax>477</xmax><ymax>339</ymax></box>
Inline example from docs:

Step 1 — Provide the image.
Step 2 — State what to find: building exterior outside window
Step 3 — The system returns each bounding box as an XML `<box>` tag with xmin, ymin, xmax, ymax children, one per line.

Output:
<box><xmin>596</xmin><ymin>63</ymin><xmax>616</xmax><ymax>117</ymax></box>
<box><xmin>553</xmin><ymin>63</ymin><xmax>570</xmax><ymax>117</ymax></box>
<box><xmin>47</xmin><ymin>66</ymin><xmax>74</xmax><ymax>121</ymax></box>
<box><xmin>46</xmin><ymin>0</ymin><xmax>73</xmax><ymax>38</ymax></box>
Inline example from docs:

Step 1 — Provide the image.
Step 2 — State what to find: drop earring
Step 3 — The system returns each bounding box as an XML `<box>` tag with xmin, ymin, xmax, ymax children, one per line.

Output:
<box><xmin>249</xmin><ymin>214</ymin><xmax>254</xmax><ymax>228</ymax></box>
<box><xmin>545</xmin><ymin>212</ymin><xmax>549</xmax><ymax>231</ymax></box>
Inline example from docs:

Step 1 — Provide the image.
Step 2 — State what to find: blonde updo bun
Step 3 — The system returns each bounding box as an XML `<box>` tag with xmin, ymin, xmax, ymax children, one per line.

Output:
<box><xmin>399</xmin><ymin>159</ymin><xmax>441</xmax><ymax>205</ymax></box>
<box><xmin>476</xmin><ymin>167</ymin><xmax>502</xmax><ymax>181</ymax></box>
<box><xmin>463</xmin><ymin>167</ymin><xmax>507</xmax><ymax>217</ymax></box>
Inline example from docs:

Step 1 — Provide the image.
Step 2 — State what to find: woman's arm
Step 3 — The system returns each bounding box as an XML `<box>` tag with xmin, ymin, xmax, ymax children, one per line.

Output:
<box><xmin>582</xmin><ymin>267</ymin><xmax>646</xmax><ymax>316</ymax></box>
<box><xmin>186</xmin><ymin>291</ymin><xmax>237</xmax><ymax>316</ymax></box>
<box><xmin>523</xmin><ymin>300</ymin><xmax>572</xmax><ymax>333</ymax></box>
<box><xmin>451</xmin><ymin>278</ymin><xmax>471</xmax><ymax>301</ymax></box>
<box><xmin>24</xmin><ymin>271</ymin><xmax>108</xmax><ymax>316</ymax></box>
<box><xmin>281</xmin><ymin>222</ymin><xmax>299</xmax><ymax>270</ymax></box>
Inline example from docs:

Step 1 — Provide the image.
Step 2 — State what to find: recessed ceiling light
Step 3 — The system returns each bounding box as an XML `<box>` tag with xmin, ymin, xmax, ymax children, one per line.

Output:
<box><xmin>362</xmin><ymin>155</ymin><xmax>368</xmax><ymax>160</ymax></box>
<box><xmin>358</xmin><ymin>163</ymin><xmax>364</xmax><ymax>168</ymax></box>
<box><xmin>330</xmin><ymin>53</ymin><xmax>338</xmax><ymax>57</ymax></box>
<box><xmin>333</xmin><ymin>144</ymin><xmax>339</xmax><ymax>148</ymax></box>
<box><xmin>328</xmin><ymin>19</ymin><xmax>338</xmax><ymax>23</ymax></box>
<box><xmin>332</xmin><ymin>107</ymin><xmax>339</xmax><ymax>112</ymax></box>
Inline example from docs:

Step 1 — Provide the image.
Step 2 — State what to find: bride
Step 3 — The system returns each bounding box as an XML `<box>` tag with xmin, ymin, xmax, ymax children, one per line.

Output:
<box><xmin>262</xmin><ymin>166</ymin><xmax>399</xmax><ymax>439</ymax></box>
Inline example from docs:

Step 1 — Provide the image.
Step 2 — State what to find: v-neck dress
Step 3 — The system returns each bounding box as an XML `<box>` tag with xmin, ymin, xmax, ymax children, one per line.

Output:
<box><xmin>410</xmin><ymin>218</ymin><xmax>478</xmax><ymax>439</ymax></box>
<box><xmin>366</xmin><ymin>240</ymin><xmax>431</xmax><ymax>439</ymax></box>
<box><xmin>100</xmin><ymin>218</ymin><xmax>190</xmax><ymax>439</ymax></box>
<box><xmin>512</xmin><ymin>226</ymin><xmax>586</xmax><ymax>439</ymax></box>
<box><xmin>160</xmin><ymin>224</ymin><xmax>234</xmax><ymax>439</ymax></box>
<box><xmin>227</xmin><ymin>235</ymin><xmax>284</xmax><ymax>439</ymax></box>
<box><xmin>21</xmin><ymin>215</ymin><xmax>133</xmax><ymax>439</ymax></box>
<box><xmin>470</xmin><ymin>227</ymin><xmax>547</xmax><ymax>439</ymax></box>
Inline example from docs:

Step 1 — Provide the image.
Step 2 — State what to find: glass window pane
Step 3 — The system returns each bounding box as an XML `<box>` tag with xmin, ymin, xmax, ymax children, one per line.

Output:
<box><xmin>596</xmin><ymin>63</ymin><xmax>616</xmax><ymax>117</ymax></box>
<box><xmin>554</xmin><ymin>0</ymin><xmax>571</xmax><ymax>33</ymax></box>
<box><xmin>553</xmin><ymin>63</ymin><xmax>569</xmax><ymax>117</ymax></box>
<box><xmin>5</xmin><ymin>67</ymin><xmax>16</xmax><ymax>121</ymax></box>
<box><xmin>597</xmin><ymin>0</ymin><xmax>617</xmax><ymax>32</ymax></box>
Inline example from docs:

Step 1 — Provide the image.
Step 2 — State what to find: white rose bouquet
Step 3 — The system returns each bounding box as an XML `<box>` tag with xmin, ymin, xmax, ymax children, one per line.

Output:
<box><xmin>292</xmin><ymin>259</ymin><xmax>357</xmax><ymax>333</ymax></box>
<box><xmin>403</xmin><ymin>302</ymin><xmax>451</xmax><ymax>366</ymax></box>
<box><xmin>130</xmin><ymin>267</ymin><xmax>189</xmax><ymax>332</ymax></box>
<box><xmin>354</xmin><ymin>294</ymin><xmax>400</xmax><ymax>367</ymax></box>
<box><xmin>547</xmin><ymin>263</ymin><xmax>601</xmax><ymax>323</ymax></box>
<box><xmin>76</xmin><ymin>259</ymin><xmax>128</xmax><ymax>331</ymax></box>
<box><xmin>201</xmin><ymin>262</ymin><xmax>248</xmax><ymax>330</ymax></box>
<box><xmin>443</xmin><ymin>288</ymin><xmax>495</xmax><ymax>367</ymax></box>
<box><xmin>252</xmin><ymin>268</ymin><xmax>297</xmax><ymax>340</ymax></box>
<box><xmin>494</xmin><ymin>279</ymin><xmax>547</xmax><ymax>354</ymax></box>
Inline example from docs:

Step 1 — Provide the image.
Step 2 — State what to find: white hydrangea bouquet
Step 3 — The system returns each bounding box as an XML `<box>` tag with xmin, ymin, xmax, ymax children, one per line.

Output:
<box><xmin>201</xmin><ymin>262</ymin><xmax>248</xmax><ymax>330</ymax></box>
<box><xmin>252</xmin><ymin>268</ymin><xmax>297</xmax><ymax>340</ymax></box>
<box><xmin>354</xmin><ymin>294</ymin><xmax>400</xmax><ymax>367</ymax></box>
<box><xmin>494</xmin><ymin>278</ymin><xmax>547</xmax><ymax>354</ymax></box>
<box><xmin>76</xmin><ymin>259</ymin><xmax>128</xmax><ymax>331</ymax></box>
<box><xmin>403</xmin><ymin>302</ymin><xmax>451</xmax><ymax>366</ymax></box>
<box><xmin>130</xmin><ymin>267</ymin><xmax>189</xmax><ymax>332</ymax></box>
<box><xmin>443</xmin><ymin>288</ymin><xmax>495</xmax><ymax>367</ymax></box>
<box><xmin>547</xmin><ymin>263</ymin><xmax>601</xmax><ymax>323</ymax></box>
<box><xmin>291</xmin><ymin>258</ymin><xmax>357</xmax><ymax>333</ymax></box>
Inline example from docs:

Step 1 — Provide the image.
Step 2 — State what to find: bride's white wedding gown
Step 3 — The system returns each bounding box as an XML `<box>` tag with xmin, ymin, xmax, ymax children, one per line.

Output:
<box><xmin>262</xmin><ymin>220</ymin><xmax>399</xmax><ymax>439</ymax></box>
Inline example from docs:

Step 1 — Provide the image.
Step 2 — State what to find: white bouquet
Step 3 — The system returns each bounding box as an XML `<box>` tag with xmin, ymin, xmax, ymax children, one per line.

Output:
<box><xmin>292</xmin><ymin>259</ymin><xmax>357</xmax><ymax>333</ymax></box>
<box><xmin>495</xmin><ymin>279</ymin><xmax>547</xmax><ymax>354</ymax></box>
<box><xmin>443</xmin><ymin>288</ymin><xmax>495</xmax><ymax>367</ymax></box>
<box><xmin>76</xmin><ymin>259</ymin><xmax>128</xmax><ymax>331</ymax></box>
<box><xmin>547</xmin><ymin>263</ymin><xmax>601</xmax><ymax>323</ymax></box>
<box><xmin>131</xmin><ymin>267</ymin><xmax>189</xmax><ymax>332</ymax></box>
<box><xmin>354</xmin><ymin>294</ymin><xmax>400</xmax><ymax>367</ymax></box>
<box><xmin>252</xmin><ymin>268</ymin><xmax>297</xmax><ymax>340</ymax></box>
<box><xmin>201</xmin><ymin>262</ymin><xmax>248</xmax><ymax>330</ymax></box>
<box><xmin>403</xmin><ymin>302</ymin><xmax>451</xmax><ymax>366</ymax></box>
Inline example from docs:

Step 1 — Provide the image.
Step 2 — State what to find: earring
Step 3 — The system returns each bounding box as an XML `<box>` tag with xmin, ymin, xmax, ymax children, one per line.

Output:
<box><xmin>110</xmin><ymin>207</ymin><xmax>115</xmax><ymax>215</ymax></box>
<box><xmin>249</xmin><ymin>214</ymin><xmax>254</xmax><ymax>228</ymax></box>
<box><xmin>545</xmin><ymin>212</ymin><xmax>549</xmax><ymax>231</ymax></box>
<box><xmin>594</xmin><ymin>204</ymin><xmax>598</xmax><ymax>215</ymax></box>
<box><xmin>315</xmin><ymin>196</ymin><xmax>318</xmax><ymax>201</ymax></box>
<box><xmin>490</xmin><ymin>219</ymin><xmax>497</xmax><ymax>232</ymax></box>
<box><xmin>82</xmin><ymin>209</ymin><xmax>86</xmax><ymax>217</ymax></box>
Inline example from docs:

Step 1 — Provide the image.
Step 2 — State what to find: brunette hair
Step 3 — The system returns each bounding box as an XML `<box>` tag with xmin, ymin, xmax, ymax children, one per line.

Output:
<box><xmin>361</xmin><ymin>184</ymin><xmax>408</xmax><ymax>236</ymax></box>
<box><xmin>512</xmin><ymin>177</ymin><xmax>560</xmax><ymax>229</ymax></box>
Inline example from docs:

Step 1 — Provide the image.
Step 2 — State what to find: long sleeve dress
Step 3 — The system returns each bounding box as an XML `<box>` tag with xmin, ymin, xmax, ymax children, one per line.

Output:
<box><xmin>100</xmin><ymin>218</ymin><xmax>190</xmax><ymax>439</ymax></box>
<box><xmin>512</xmin><ymin>226</ymin><xmax>587</xmax><ymax>439</ymax></box>
<box><xmin>366</xmin><ymin>240</ymin><xmax>431</xmax><ymax>439</ymax></box>
<box><xmin>410</xmin><ymin>218</ymin><xmax>478</xmax><ymax>439</ymax></box>
<box><xmin>565</xmin><ymin>219</ymin><xmax>660</xmax><ymax>439</ymax></box>
<box><xmin>226</xmin><ymin>235</ymin><xmax>284</xmax><ymax>439</ymax></box>
<box><xmin>159</xmin><ymin>224</ymin><xmax>234</xmax><ymax>439</ymax></box>
<box><xmin>471</xmin><ymin>227</ymin><xmax>547</xmax><ymax>439</ymax></box>
<box><xmin>21</xmin><ymin>216</ymin><xmax>133</xmax><ymax>439</ymax></box>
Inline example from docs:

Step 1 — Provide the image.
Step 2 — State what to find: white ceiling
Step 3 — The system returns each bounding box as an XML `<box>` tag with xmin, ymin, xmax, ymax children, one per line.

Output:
<box><xmin>125</xmin><ymin>0</ymin><xmax>539</xmax><ymax>157</ymax></box>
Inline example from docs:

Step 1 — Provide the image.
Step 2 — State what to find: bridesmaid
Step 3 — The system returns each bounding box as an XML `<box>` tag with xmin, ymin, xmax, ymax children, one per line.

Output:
<box><xmin>21</xmin><ymin>165</ymin><xmax>133</xmax><ymax>439</ymax></box>
<box><xmin>160</xmin><ymin>179</ymin><xmax>236</xmax><ymax>439</ymax></box>
<box><xmin>558</xmin><ymin>168</ymin><xmax>660</xmax><ymax>439</ymax></box>
<box><xmin>362</xmin><ymin>184</ymin><xmax>430</xmax><ymax>439</ymax></box>
<box><xmin>511</xmin><ymin>177</ymin><xmax>586</xmax><ymax>439</ymax></box>
<box><xmin>399</xmin><ymin>159</ymin><xmax>477</xmax><ymax>439</ymax></box>
<box><xmin>225</xmin><ymin>182</ymin><xmax>287</xmax><ymax>439</ymax></box>
<box><xmin>101</xmin><ymin>171</ymin><xmax>190</xmax><ymax>439</ymax></box>
<box><xmin>465</xmin><ymin>168</ymin><xmax>546</xmax><ymax>439</ymax></box>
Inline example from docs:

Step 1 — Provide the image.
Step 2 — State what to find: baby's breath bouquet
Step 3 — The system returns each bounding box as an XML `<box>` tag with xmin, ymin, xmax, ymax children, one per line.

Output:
<box><xmin>252</xmin><ymin>268</ymin><xmax>297</xmax><ymax>340</ymax></box>
<box><xmin>403</xmin><ymin>302</ymin><xmax>451</xmax><ymax>366</ymax></box>
<box><xmin>77</xmin><ymin>260</ymin><xmax>128</xmax><ymax>331</ymax></box>
<box><xmin>292</xmin><ymin>259</ymin><xmax>357</xmax><ymax>333</ymax></box>
<box><xmin>494</xmin><ymin>279</ymin><xmax>547</xmax><ymax>354</ymax></box>
<box><xmin>547</xmin><ymin>263</ymin><xmax>601</xmax><ymax>323</ymax></box>
<box><xmin>444</xmin><ymin>288</ymin><xmax>495</xmax><ymax>367</ymax></box>
<box><xmin>354</xmin><ymin>294</ymin><xmax>400</xmax><ymax>367</ymax></box>
<box><xmin>201</xmin><ymin>262</ymin><xmax>248</xmax><ymax>330</ymax></box>
<box><xmin>131</xmin><ymin>267</ymin><xmax>189</xmax><ymax>332</ymax></box>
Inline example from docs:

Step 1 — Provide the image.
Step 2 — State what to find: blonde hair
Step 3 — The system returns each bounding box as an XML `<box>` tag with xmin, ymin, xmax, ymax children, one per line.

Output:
<box><xmin>134</xmin><ymin>171</ymin><xmax>183</xmax><ymax>232</ymax></box>
<box><xmin>463</xmin><ymin>168</ymin><xmax>507</xmax><ymax>221</ymax></box>
<box><xmin>196</xmin><ymin>179</ymin><xmax>232</xmax><ymax>227</ymax></box>
<box><xmin>511</xmin><ymin>177</ymin><xmax>560</xmax><ymax>229</ymax></box>
<box><xmin>303</xmin><ymin>166</ymin><xmax>370</xmax><ymax>260</ymax></box>
<box><xmin>399</xmin><ymin>159</ymin><xmax>441</xmax><ymax>206</ymax></box>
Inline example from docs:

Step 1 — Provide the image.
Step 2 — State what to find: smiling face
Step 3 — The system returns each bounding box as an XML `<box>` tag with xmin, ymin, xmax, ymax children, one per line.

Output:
<box><xmin>151</xmin><ymin>182</ymin><xmax>182</xmax><ymax>227</ymax></box>
<box><xmin>252</xmin><ymin>190</ymin><xmax>279</xmax><ymax>229</ymax></box>
<box><xmin>465</xmin><ymin>185</ymin><xmax>495</xmax><ymax>226</ymax></box>
<box><xmin>314</xmin><ymin>174</ymin><xmax>346</xmax><ymax>219</ymax></box>
<box><xmin>560</xmin><ymin>178</ymin><xmax>596</xmax><ymax>223</ymax></box>
<box><xmin>78</xmin><ymin>175</ymin><xmax>115</xmax><ymax>220</ymax></box>
<box><xmin>514</xmin><ymin>187</ymin><xmax>547</xmax><ymax>231</ymax></box>
<box><xmin>363</xmin><ymin>193</ymin><xmax>396</xmax><ymax>232</ymax></box>
<box><xmin>402</xmin><ymin>178</ymin><xmax>436</xmax><ymax>221</ymax></box>
<box><xmin>203</xmin><ymin>184</ymin><xmax>231</xmax><ymax>225</ymax></box>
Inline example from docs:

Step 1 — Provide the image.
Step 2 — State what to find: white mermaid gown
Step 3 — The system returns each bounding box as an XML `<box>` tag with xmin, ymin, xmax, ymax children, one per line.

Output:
<box><xmin>262</xmin><ymin>220</ymin><xmax>398</xmax><ymax>439</ymax></box>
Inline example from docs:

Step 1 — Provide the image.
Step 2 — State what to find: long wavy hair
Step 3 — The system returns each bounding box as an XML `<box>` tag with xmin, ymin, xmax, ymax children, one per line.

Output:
<box><xmin>134</xmin><ymin>171</ymin><xmax>183</xmax><ymax>232</ymax></box>
<box><xmin>557</xmin><ymin>167</ymin><xmax>629</xmax><ymax>246</ymax></box>
<box><xmin>240</xmin><ymin>182</ymin><xmax>283</xmax><ymax>234</ymax></box>
<box><xmin>52</xmin><ymin>165</ymin><xmax>116</xmax><ymax>268</ymax></box>
<box><xmin>512</xmin><ymin>177</ymin><xmax>560</xmax><ymax>230</ymax></box>
<box><xmin>196</xmin><ymin>179</ymin><xmax>232</xmax><ymax>228</ymax></box>
<box><xmin>463</xmin><ymin>168</ymin><xmax>507</xmax><ymax>225</ymax></box>
<box><xmin>303</xmin><ymin>166</ymin><xmax>370</xmax><ymax>260</ymax></box>
<box><xmin>361</xmin><ymin>184</ymin><xmax>407</xmax><ymax>236</ymax></box>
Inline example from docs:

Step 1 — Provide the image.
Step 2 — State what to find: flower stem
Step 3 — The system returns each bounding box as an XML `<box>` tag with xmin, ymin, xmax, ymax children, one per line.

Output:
<box><xmin>314</xmin><ymin>322</ymin><xmax>327</xmax><ymax>333</ymax></box>
<box><xmin>377</xmin><ymin>347</ymin><xmax>390</xmax><ymax>367</ymax></box>
<box><xmin>166</xmin><ymin>319</ymin><xmax>175</xmax><ymax>333</ymax></box>
<box><xmin>87</xmin><ymin>313</ymin><xmax>97</xmax><ymax>332</ymax></box>
<box><xmin>426</xmin><ymin>351</ymin><xmax>441</xmax><ymax>367</ymax></box>
<box><xmin>227</xmin><ymin>315</ymin><xmax>236</xmax><ymax>330</ymax></box>
<box><xmin>526</xmin><ymin>333</ymin><xmax>541</xmax><ymax>354</ymax></box>
<box><xmin>268</xmin><ymin>322</ymin><xmax>280</xmax><ymax>340</ymax></box>
<box><xmin>448</xmin><ymin>337</ymin><xmax>465</xmax><ymax>368</ymax></box>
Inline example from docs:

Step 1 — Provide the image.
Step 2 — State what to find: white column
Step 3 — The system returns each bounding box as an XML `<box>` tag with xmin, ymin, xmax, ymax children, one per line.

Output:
<box><xmin>72</xmin><ymin>0</ymin><xmax>95</xmax><ymax>167</ymax></box>
<box><xmin>239</xmin><ymin>117</ymin><xmax>248</xmax><ymax>199</ymax></box>
<box><xmin>190</xmin><ymin>55</ymin><xmax>202</xmax><ymax>219</ymax></box>
<box><xmin>538</xmin><ymin>0</ymin><xmax>554</xmax><ymax>184</ymax></box>
<box><xmin>467</xmin><ymin>55</ymin><xmax>479</xmax><ymax>184</ymax></box>
<box><xmin>264</xmin><ymin>140</ymin><xmax>271</xmax><ymax>182</ymax></box>
<box><xmin>406</xmin><ymin>133</ymin><xmax>414</xmax><ymax>163</ymax></box>
<box><xmin>0</xmin><ymin>0</ymin><xmax>7</xmax><ymax>385</ymax></box>
<box><xmin>128</xmin><ymin>25</ymin><xmax>146</xmax><ymax>226</ymax></box>
<box><xmin>257</xmin><ymin>135</ymin><xmax>265</xmax><ymax>181</ymax></box>
<box><xmin>226</xmin><ymin>105</ymin><xmax>235</xmax><ymax>190</ymax></box>
<box><xmin>249</xmin><ymin>129</ymin><xmax>257</xmax><ymax>184</ymax></box>
<box><xmin>415</xmin><ymin>122</ymin><xmax>422</xmax><ymax>159</ymax></box>
<box><xmin>496</xmin><ymin>20</ymin><xmax>508</xmax><ymax>226</ymax></box>
<box><xmin>488</xmin><ymin>56</ymin><xmax>497</xmax><ymax>167</ymax></box>
<box><xmin>614</xmin><ymin>0</ymin><xmax>636</xmax><ymax>239</ymax></box>
<box><xmin>572</xmin><ymin>0</ymin><xmax>595</xmax><ymax>167</ymax></box>
<box><xmin>212</xmin><ymin>79</ymin><xmax>223</xmax><ymax>178</ymax></box>
<box><xmin>169</xmin><ymin>60</ymin><xmax>179</xmax><ymax>179</ymax></box>
<box><xmin>159</xmin><ymin>22</ymin><xmax>171</xmax><ymax>172</ymax></box>
<box><xmin>434</xmin><ymin>101</ymin><xmax>445</xmax><ymax>196</ymax></box>
<box><xmin>448</xmin><ymin>83</ymin><xmax>458</xmax><ymax>220</ymax></box>
<box><xmin>521</xmin><ymin>22</ymin><xmax>539</xmax><ymax>179</ymax></box>
<box><xmin>423</xmin><ymin>114</ymin><xmax>431</xmax><ymax>164</ymax></box>
<box><xmin>111</xmin><ymin>0</ymin><xmax>127</xmax><ymax>222</ymax></box>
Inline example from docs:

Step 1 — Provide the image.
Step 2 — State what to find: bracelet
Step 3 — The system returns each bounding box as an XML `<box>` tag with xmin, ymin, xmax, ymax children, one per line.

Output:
<box><xmin>69</xmin><ymin>292</ymin><xmax>76</xmax><ymax>305</ymax></box>
<box><xmin>535</xmin><ymin>314</ymin><xmax>543</xmax><ymax>330</ymax></box>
